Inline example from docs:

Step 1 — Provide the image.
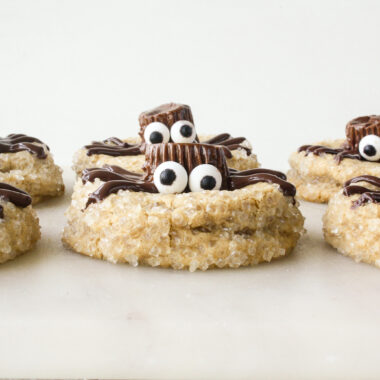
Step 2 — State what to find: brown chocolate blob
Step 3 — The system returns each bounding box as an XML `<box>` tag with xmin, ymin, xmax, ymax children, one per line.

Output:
<box><xmin>343</xmin><ymin>175</ymin><xmax>380</xmax><ymax>208</ymax></box>
<box><xmin>0</xmin><ymin>134</ymin><xmax>48</xmax><ymax>159</ymax></box>
<box><xmin>0</xmin><ymin>182</ymin><xmax>32</xmax><ymax>218</ymax></box>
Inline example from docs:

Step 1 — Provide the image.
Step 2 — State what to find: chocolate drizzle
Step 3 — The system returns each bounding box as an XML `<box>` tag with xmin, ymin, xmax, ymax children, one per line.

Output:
<box><xmin>0</xmin><ymin>182</ymin><xmax>32</xmax><ymax>218</ymax></box>
<box><xmin>83</xmin><ymin>166</ymin><xmax>157</xmax><ymax>208</ymax></box>
<box><xmin>229</xmin><ymin>168</ymin><xmax>296</xmax><ymax>197</ymax></box>
<box><xmin>203</xmin><ymin>134</ymin><xmax>251</xmax><ymax>155</ymax></box>
<box><xmin>84</xmin><ymin>133</ymin><xmax>250</xmax><ymax>158</ymax></box>
<box><xmin>0</xmin><ymin>134</ymin><xmax>48</xmax><ymax>159</ymax></box>
<box><xmin>83</xmin><ymin>143</ymin><xmax>295</xmax><ymax>209</ymax></box>
<box><xmin>85</xmin><ymin>137</ymin><xmax>142</xmax><ymax>156</ymax></box>
<box><xmin>343</xmin><ymin>175</ymin><xmax>380</xmax><ymax>208</ymax></box>
<box><xmin>298</xmin><ymin>145</ymin><xmax>362</xmax><ymax>164</ymax></box>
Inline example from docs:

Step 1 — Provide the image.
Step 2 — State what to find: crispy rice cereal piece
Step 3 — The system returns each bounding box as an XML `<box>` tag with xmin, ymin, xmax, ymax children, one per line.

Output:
<box><xmin>62</xmin><ymin>179</ymin><xmax>304</xmax><ymax>271</ymax></box>
<box><xmin>287</xmin><ymin>139</ymin><xmax>380</xmax><ymax>203</ymax></box>
<box><xmin>0</xmin><ymin>148</ymin><xmax>64</xmax><ymax>204</ymax></box>
<box><xmin>0</xmin><ymin>201</ymin><xmax>40</xmax><ymax>263</ymax></box>
<box><xmin>323</xmin><ymin>188</ymin><xmax>380</xmax><ymax>268</ymax></box>
<box><xmin>72</xmin><ymin>135</ymin><xmax>259</xmax><ymax>176</ymax></box>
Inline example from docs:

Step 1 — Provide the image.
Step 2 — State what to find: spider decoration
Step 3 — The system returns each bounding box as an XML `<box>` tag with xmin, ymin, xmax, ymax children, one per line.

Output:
<box><xmin>82</xmin><ymin>142</ymin><xmax>295</xmax><ymax>209</ymax></box>
<box><xmin>84</xmin><ymin>103</ymin><xmax>251</xmax><ymax>157</ymax></box>
<box><xmin>298</xmin><ymin>115</ymin><xmax>380</xmax><ymax>163</ymax></box>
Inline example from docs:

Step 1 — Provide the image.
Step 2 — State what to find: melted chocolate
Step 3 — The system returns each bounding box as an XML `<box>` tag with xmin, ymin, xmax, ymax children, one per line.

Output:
<box><xmin>82</xmin><ymin>165</ymin><xmax>143</xmax><ymax>184</ymax></box>
<box><xmin>0</xmin><ymin>134</ymin><xmax>48</xmax><ymax>159</ymax></box>
<box><xmin>84</xmin><ymin>164</ymin><xmax>295</xmax><ymax>209</ymax></box>
<box><xmin>85</xmin><ymin>137</ymin><xmax>142</xmax><ymax>157</ymax></box>
<box><xmin>203</xmin><ymin>134</ymin><xmax>251</xmax><ymax>155</ymax></box>
<box><xmin>0</xmin><ymin>182</ymin><xmax>32</xmax><ymax>218</ymax></box>
<box><xmin>229</xmin><ymin>169</ymin><xmax>296</xmax><ymax>197</ymax></box>
<box><xmin>343</xmin><ymin>175</ymin><xmax>380</xmax><ymax>208</ymax></box>
<box><xmin>83</xmin><ymin>166</ymin><xmax>157</xmax><ymax>208</ymax></box>
<box><xmin>298</xmin><ymin>145</ymin><xmax>362</xmax><ymax>164</ymax></box>
<box><xmin>84</xmin><ymin>132</ymin><xmax>251</xmax><ymax>158</ymax></box>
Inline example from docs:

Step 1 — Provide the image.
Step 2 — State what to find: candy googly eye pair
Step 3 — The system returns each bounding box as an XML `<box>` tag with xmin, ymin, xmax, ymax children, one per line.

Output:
<box><xmin>359</xmin><ymin>135</ymin><xmax>380</xmax><ymax>162</ymax></box>
<box><xmin>143</xmin><ymin>120</ymin><xmax>196</xmax><ymax>144</ymax></box>
<box><xmin>153</xmin><ymin>162</ymin><xmax>222</xmax><ymax>194</ymax></box>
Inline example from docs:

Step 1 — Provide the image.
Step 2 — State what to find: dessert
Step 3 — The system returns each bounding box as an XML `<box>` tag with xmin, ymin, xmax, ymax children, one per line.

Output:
<box><xmin>0</xmin><ymin>182</ymin><xmax>40</xmax><ymax>264</ymax></box>
<box><xmin>63</xmin><ymin>142</ymin><xmax>304</xmax><ymax>271</ymax></box>
<box><xmin>72</xmin><ymin>103</ymin><xmax>259</xmax><ymax>175</ymax></box>
<box><xmin>288</xmin><ymin>115</ymin><xmax>380</xmax><ymax>203</ymax></box>
<box><xmin>323</xmin><ymin>175</ymin><xmax>380</xmax><ymax>268</ymax></box>
<box><xmin>0</xmin><ymin>134</ymin><xmax>64</xmax><ymax>203</ymax></box>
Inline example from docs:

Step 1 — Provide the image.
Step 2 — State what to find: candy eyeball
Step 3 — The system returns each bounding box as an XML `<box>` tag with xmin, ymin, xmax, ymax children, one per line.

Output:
<box><xmin>189</xmin><ymin>164</ymin><xmax>222</xmax><ymax>192</ymax></box>
<box><xmin>153</xmin><ymin>161</ymin><xmax>188</xmax><ymax>194</ymax></box>
<box><xmin>359</xmin><ymin>134</ymin><xmax>380</xmax><ymax>162</ymax></box>
<box><xmin>144</xmin><ymin>122</ymin><xmax>170</xmax><ymax>144</ymax></box>
<box><xmin>170</xmin><ymin>120</ymin><xmax>196</xmax><ymax>143</ymax></box>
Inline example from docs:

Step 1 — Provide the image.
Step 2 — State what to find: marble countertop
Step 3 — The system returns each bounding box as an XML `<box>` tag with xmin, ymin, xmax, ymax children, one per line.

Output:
<box><xmin>1</xmin><ymin>169</ymin><xmax>380</xmax><ymax>379</ymax></box>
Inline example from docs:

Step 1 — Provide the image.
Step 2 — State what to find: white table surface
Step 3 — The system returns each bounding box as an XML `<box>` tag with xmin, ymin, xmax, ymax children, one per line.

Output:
<box><xmin>0</xmin><ymin>168</ymin><xmax>380</xmax><ymax>379</ymax></box>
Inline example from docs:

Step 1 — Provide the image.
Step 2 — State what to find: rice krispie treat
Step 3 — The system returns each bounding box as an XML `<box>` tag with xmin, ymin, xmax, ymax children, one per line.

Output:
<box><xmin>0</xmin><ymin>182</ymin><xmax>40</xmax><ymax>263</ymax></box>
<box><xmin>72</xmin><ymin>103</ymin><xmax>259</xmax><ymax>175</ymax></box>
<box><xmin>0</xmin><ymin>134</ymin><xmax>64</xmax><ymax>203</ymax></box>
<box><xmin>323</xmin><ymin>175</ymin><xmax>380</xmax><ymax>268</ymax></box>
<box><xmin>63</xmin><ymin>143</ymin><xmax>304</xmax><ymax>271</ymax></box>
<box><xmin>288</xmin><ymin>115</ymin><xmax>380</xmax><ymax>203</ymax></box>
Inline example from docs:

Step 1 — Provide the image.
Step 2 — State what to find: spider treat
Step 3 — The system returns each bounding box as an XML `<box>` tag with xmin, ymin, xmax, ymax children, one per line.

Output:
<box><xmin>288</xmin><ymin>115</ymin><xmax>380</xmax><ymax>203</ymax></box>
<box><xmin>72</xmin><ymin>103</ymin><xmax>259</xmax><ymax>175</ymax></box>
<box><xmin>63</xmin><ymin>142</ymin><xmax>304</xmax><ymax>271</ymax></box>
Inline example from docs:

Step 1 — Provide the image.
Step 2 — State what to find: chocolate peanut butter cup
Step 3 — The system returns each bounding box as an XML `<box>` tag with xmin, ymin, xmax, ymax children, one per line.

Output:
<box><xmin>345</xmin><ymin>115</ymin><xmax>380</xmax><ymax>152</ymax></box>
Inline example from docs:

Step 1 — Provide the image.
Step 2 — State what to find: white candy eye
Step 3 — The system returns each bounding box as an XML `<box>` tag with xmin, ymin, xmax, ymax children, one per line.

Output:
<box><xmin>153</xmin><ymin>161</ymin><xmax>188</xmax><ymax>194</ymax></box>
<box><xmin>170</xmin><ymin>120</ymin><xmax>196</xmax><ymax>143</ymax></box>
<box><xmin>189</xmin><ymin>164</ymin><xmax>222</xmax><ymax>192</ymax></box>
<box><xmin>144</xmin><ymin>122</ymin><xmax>170</xmax><ymax>144</ymax></box>
<box><xmin>359</xmin><ymin>134</ymin><xmax>380</xmax><ymax>162</ymax></box>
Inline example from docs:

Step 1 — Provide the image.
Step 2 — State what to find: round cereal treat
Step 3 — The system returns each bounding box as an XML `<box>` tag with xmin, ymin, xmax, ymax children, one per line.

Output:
<box><xmin>63</xmin><ymin>143</ymin><xmax>304</xmax><ymax>271</ymax></box>
<box><xmin>0</xmin><ymin>134</ymin><xmax>64</xmax><ymax>203</ymax></box>
<box><xmin>72</xmin><ymin>103</ymin><xmax>259</xmax><ymax>176</ymax></box>
<box><xmin>323</xmin><ymin>175</ymin><xmax>380</xmax><ymax>268</ymax></box>
<box><xmin>0</xmin><ymin>183</ymin><xmax>40</xmax><ymax>264</ymax></box>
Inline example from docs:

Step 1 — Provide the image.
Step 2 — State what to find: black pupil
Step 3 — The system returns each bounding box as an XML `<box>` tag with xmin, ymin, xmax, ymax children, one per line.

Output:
<box><xmin>200</xmin><ymin>175</ymin><xmax>216</xmax><ymax>190</ymax></box>
<box><xmin>160</xmin><ymin>169</ymin><xmax>176</xmax><ymax>186</ymax></box>
<box><xmin>180</xmin><ymin>125</ymin><xmax>193</xmax><ymax>138</ymax></box>
<box><xmin>150</xmin><ymin>131</ymin><xmax>163</xmax><ymax>144</ymax></box>
<box><xmin>364</xmin><ymin>144</ymin><xmax>377</xmax><ymax>157</ymax></box>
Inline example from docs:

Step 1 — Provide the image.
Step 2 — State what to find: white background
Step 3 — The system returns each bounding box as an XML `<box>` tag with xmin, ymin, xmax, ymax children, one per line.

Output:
<box><xmin>2</xmin><ymin>1</ymin><xmax>380</xmax><ymax>379</ymax></box>
<box><xmin>1</xmin><ymin>0</ymin><xmax>380</xmax><ymax>168</ymax></box>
